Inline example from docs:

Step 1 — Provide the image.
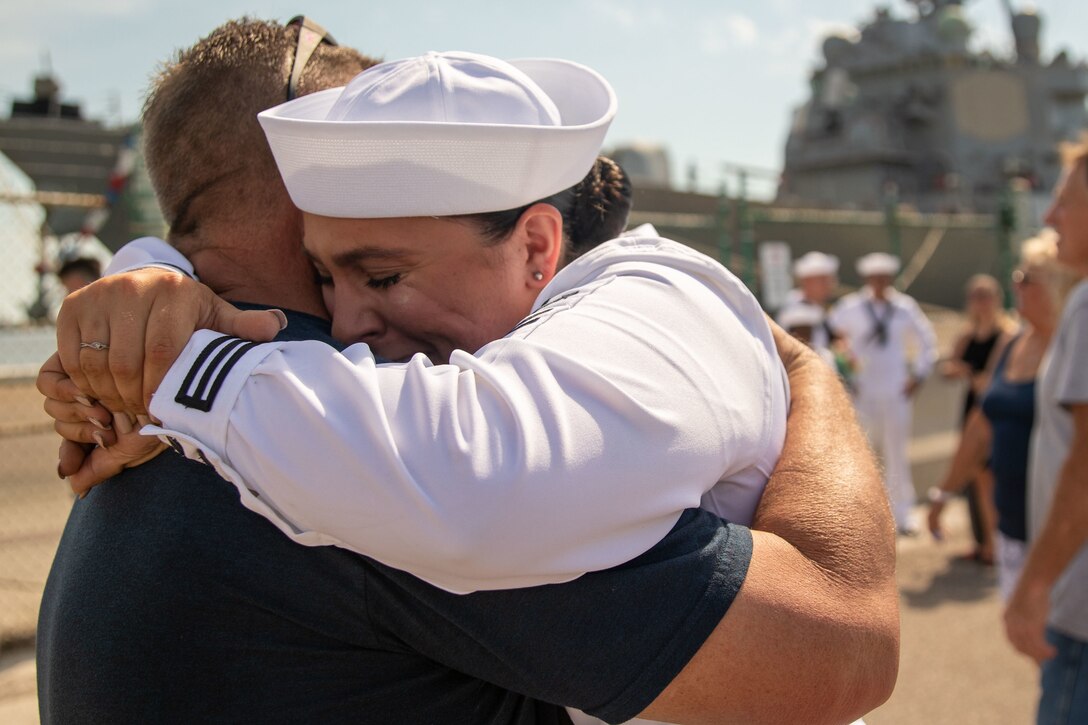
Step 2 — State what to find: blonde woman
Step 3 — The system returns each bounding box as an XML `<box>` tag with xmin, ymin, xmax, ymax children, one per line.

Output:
<box><xmin>928</xmin><ymin>231</ymin><xmax>1079</xmax><ymax>599</ymax></box>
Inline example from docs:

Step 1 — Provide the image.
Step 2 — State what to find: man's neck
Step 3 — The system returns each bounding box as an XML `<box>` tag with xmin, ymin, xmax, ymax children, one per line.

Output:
<box><xmin>215</xmin><ymin>282</ymin><xmax>326</xmax><ymax>317</ymax></box>
<box><xmin>189</xmin><ymin>247</ymin><xmax>328</xmax><ymax>319</ymax></box>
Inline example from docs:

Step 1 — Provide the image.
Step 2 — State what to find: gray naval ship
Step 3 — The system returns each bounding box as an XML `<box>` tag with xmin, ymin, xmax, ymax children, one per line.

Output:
<box><xmin>626</xmin><ymin>0</ymin><xmax>1086</xmax><ymax>308</ymax></box>
<box><xmin>778</xmin><ymin>0</ymin><xmax>1088</xmax><ymax>213</ymax></box>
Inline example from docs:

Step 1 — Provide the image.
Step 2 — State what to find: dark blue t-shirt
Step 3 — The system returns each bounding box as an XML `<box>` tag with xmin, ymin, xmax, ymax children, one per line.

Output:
<box><xmin>37</xmin><ymin>307</ymin><xmax>753</xmax><ymax>724</ymax></box>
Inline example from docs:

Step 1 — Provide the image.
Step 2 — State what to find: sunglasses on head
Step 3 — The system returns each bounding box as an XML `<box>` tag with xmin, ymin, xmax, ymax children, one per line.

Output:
<box><xmin>286</xmin><ymin>16</ymin><xmax>338</xmax><ymax>102</ymax></box>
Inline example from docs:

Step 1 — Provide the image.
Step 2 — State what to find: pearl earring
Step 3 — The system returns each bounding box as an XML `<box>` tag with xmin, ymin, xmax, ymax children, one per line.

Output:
<box><xmin>532</xmin><ymin>271</ymin><xmax>544</xmax><ymax>281</ymax></box>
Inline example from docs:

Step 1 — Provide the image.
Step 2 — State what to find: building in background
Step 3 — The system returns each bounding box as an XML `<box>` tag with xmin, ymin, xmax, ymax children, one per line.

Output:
<box><xmin>0</xmin><ymin>71</ymin><xmax>163</xmax><ymax>252</ymax></box>
<box><xmin>609</xmin><ymin>142</ymin><xmax>672</xmax><ymax>190</ymax></box>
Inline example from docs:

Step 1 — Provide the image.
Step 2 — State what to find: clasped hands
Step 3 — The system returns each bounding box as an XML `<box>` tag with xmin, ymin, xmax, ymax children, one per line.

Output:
<box><xmin>38</xmin><ymin>268</ymin><xmax>285</xmax><ymax>494</ymax></box>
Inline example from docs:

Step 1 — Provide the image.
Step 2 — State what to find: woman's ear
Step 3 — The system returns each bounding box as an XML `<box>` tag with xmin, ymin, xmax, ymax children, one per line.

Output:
<box><xmin>515</xmin><ymin>203</ymin><xmax>565</xmax><ymax>286</ymax></box>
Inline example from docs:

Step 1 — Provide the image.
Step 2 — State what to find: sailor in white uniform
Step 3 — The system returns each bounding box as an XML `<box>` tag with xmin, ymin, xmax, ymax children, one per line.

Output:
<box><xmin>776</xmin><ymin>251</ymin><xmax>839</xmax><ymax>356</ymax></box>
<box><xmin>828</xmin><ymin>252</ymin><xmax>938</xmax><ymax>534</ymax></box>
<box><xmin>72</xmin><ymin>53</ymin><xmax>790</xmax><ymax>595</ymax></box>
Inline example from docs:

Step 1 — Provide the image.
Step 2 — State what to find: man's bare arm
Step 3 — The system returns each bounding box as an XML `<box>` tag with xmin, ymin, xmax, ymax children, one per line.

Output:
<box><xmin>643</xmin><ymin>328</ymin><xmax>899</xmax><ymax>724</ymax></box>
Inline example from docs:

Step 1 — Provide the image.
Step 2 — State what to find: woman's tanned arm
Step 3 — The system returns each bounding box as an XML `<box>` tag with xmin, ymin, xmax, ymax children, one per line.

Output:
<box><xmin>643</xmin><ymin>327</ymin><xmax>899</xmax><ymax>724</ymax></box>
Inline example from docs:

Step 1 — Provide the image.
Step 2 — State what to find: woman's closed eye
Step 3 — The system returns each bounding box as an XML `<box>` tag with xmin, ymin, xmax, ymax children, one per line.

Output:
<box><xmin>312</xmin><ymin>268</ymin><xmax>401</xmax><ymax>290</ymax></box>
<box><xmin>367</xmin><ymin>273</ymin><xmax>402</xmax><ymax>290</ymax></box>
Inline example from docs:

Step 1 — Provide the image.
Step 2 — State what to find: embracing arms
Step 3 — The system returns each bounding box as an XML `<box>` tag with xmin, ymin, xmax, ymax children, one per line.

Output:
<box><xmin>45</xmin><ymin>249</ymin><xmax>786</xmax><ymax>592</ymax></box>
<box><xmin>43</xmin><ymin>261</ymin><xmax>898</xmax><ymax>722</ymax></box>
<box><xmin>641</xmin><ymin>325</ymin><xmax>899</xmax><ymax>724</ymax></box>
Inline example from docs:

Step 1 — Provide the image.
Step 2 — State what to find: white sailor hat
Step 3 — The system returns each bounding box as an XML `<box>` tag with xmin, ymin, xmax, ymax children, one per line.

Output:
<box><xmin>259</xmin><ymin>51</ymin><xmax>617</xmax><ymax>218</ymax></box>
<box><xmin>856</xmin><ymin>252</ymin><xmax>900</xmax><ymax>277</ymax></box>
<box><xmin>778</xmin><ymin>303</ymin><xmax>824</xmax><ymax>330</ymax></box>
<box><xmin>793</xmin><ymin>251</ymin><xmax>839</xmax><ymax>278</ymax></box>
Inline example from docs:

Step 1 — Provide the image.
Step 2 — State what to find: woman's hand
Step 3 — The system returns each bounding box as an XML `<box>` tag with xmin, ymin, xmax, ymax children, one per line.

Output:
<box><xmin>67</xmin><ymin>413</ymin><xmax>167</xmax><ymax>497</ymax></box>
<box><xmin>939</xmin><ymin>358</ymin><xmax>971</xmax><ymax>380</ymax></box>
<box><xmin>39</xmin><ymin>352</ymin><xmax>167</xmax><ymax>494</ymax></box>
<box><xmin>55</xmin><ymin>268</ymin><xmax>286</xmax><ymax>416</ymax></box>
<box><xmin>927</xmin><ymin>497</ymin><xmax>946</xmax><ymax>541</ymax></box>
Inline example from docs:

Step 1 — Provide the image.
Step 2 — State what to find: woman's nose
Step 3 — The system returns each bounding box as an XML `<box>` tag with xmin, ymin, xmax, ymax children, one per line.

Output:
<box><xmin>331</xmin><ymin>291</ymin><xmax>385</xmax><ymax>345</ymax></box>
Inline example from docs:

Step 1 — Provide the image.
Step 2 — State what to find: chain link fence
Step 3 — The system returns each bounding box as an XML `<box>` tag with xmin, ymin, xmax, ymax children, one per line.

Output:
<box><xmin>0</xmin><ymin>327</ymin><xmax>72</xmax><ymax>653</ymax></box>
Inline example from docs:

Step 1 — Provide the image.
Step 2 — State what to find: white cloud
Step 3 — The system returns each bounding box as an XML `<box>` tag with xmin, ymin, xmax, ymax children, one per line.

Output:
<box><xmin>699</xmin><ymin>13</ymin><xmax>759</xmax><ymax>55</ymax></box>
<box><xmin>586</xmin><ymin>0</ymin><xmax>672</xmax><ymax>34</ymax></box>
<box><xmin>0</xmin><ymin>37</ymin><xmax>37</xmax><ymax>63</ymax></box>
<box><xmin>589</xmin><ymin>0</ymin><xmax>638</xmax><ymax>29</ymax></box>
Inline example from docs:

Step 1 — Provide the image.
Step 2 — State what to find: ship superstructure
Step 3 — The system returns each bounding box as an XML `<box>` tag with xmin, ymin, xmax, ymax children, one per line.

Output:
<box><xmin>779</xmin><ymin>0</ymin><xmax>1088</xmax><ymax>213</ymax></box>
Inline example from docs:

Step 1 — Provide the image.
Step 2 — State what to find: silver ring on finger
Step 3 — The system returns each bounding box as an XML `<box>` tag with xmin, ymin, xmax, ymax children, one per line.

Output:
<box><xmin>79</xmin><ymin>341</ymin><xmax>110</xmax><ymax>351</ymax></box>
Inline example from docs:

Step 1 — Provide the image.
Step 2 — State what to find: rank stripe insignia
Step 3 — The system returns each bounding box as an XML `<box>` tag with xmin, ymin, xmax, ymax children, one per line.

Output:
<box><xmin>175</xmin><ymin>335</ymin><xmax>261</xmax><ymax>412</ymax></box>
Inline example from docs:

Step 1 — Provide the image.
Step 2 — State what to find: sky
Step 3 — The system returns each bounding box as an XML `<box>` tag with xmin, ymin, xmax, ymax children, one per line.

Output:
<box><xmin>2</xmin><ymin>0</ymin><xmax>1087</xmax><ymax>195</ymax></box>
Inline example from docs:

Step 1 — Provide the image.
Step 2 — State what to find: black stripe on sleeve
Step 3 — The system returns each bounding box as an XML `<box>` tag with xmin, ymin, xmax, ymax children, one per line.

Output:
<box><xmin>174</xmin><ymin>335</ymin><xmax>260</xmax><ymax>412</ymax></box>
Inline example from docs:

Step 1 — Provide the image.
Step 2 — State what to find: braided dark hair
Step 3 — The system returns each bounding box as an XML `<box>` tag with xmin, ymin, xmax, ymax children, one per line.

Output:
<box><xmin>465</xmin><ymin>156</ymin><xmax>633</xmax><ymax>264</ymax></box>
<box><xmin>567</xmin><ymin>156</ymin><xmax>633</xmax><ymax>258</ymax></box>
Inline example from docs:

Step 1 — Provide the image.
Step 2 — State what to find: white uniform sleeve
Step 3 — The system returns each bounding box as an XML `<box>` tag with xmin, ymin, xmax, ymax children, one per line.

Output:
<box><xmin>145</xmin><ymin>240</ymin><xmax>787</xmax><ymax>593</ymax></box>
<box><xmin>905</xmin><ymin>297</ymin><xmax>938</xmax><ymax>380</ymax></box>
<box><xmin>103</xmin><ymin>236</ymin><xmax>197</xmax><ymax>279</ymax></box>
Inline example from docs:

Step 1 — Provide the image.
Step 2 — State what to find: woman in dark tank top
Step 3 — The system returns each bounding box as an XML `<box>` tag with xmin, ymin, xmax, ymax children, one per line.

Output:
<box><xmin>939</xmin><ymin>274</ymin><xmax>1016</xmax><ymax>564</ymax></box>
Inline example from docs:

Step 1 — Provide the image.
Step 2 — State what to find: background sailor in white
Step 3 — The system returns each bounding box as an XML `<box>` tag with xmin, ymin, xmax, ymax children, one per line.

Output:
<box><xmin>777</xmin><ymin>251</ymin><xmax>839</xmax><ymax>355</ymax></box>
<box><xmin>778</xmin><ymin>302</ymin><xmax>836</xmax><ymax>367</ymax></box>
<box><xmin>829</xmin><ymin>252</ymin><xmax>938</xmax><ymax>534</ymax></box>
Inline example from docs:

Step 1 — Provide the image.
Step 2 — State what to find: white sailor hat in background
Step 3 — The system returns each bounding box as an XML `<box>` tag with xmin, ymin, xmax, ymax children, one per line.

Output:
<box><xmin>777</xmin><ymin>303</ymin><xmax>824</xmax><ymax>330</ymax></box>
<box><xmin>259</xmin><ymin>51</ymin><xmax>617</xmax><ymax>218</ymax></box>
<box><xmin>793</xmin><ymin>251</ymin><xmax>839</xmax><ymax>278</ymax></box>
<box><xmin>856</xmin><ymin>252</ymin><xmax>901</xmax><ymax>277</ymax></box>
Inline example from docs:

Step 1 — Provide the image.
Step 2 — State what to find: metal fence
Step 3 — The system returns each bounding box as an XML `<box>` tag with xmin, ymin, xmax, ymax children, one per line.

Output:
<box><xmin>0</xmin><ymin>327</ymin><xmax>72</xmax><ymax>652</ymax></box>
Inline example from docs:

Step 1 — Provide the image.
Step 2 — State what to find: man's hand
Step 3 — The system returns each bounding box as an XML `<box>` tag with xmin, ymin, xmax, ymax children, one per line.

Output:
<box><xmin>55</xmin><ymin>268</ymin><xmax>286</xmax><ymax>415</ymax></box>
<box><xmin>903</xmin><ymin>376</ymin><xmax>924</xmax><ymax>398</ymax></box>
<box><xmin>39</xmin><ymin>352</ymin><xmax>167</xmax><ymax>494</ymax></box>
<box><xmin>1005</xmin><ymin>580</ymin><xmax>1057</xmax><ymax>665</ymax></box>
<box><xmin>1004</xmin><ymin>403</ymin><xmax>1088</xmax><ymax>665</ymax></box>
